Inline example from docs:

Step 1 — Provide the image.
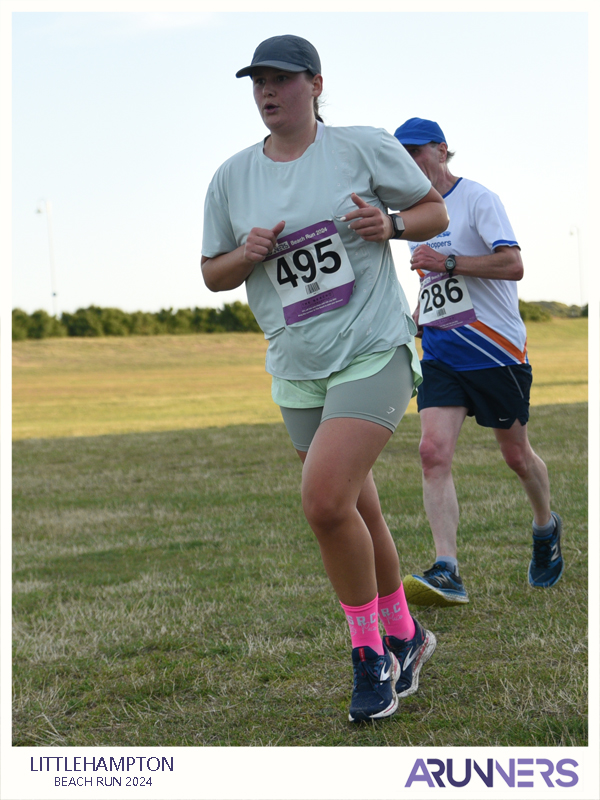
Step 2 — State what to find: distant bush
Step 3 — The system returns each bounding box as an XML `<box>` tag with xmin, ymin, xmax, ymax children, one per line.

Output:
<box><xmin>12</xmin><ymin>308</ymin><xmax>67</xmax><ymax>340</ymax></box>
<box><xmin>527</xmin><ymin>300</ymin><xmax>586</xmax><ymax>319</ymax></box>
<box><xmin>518</xmin><ymin>300</ymin><xmax>552</xmax><ymax>322</ymax></box>
<box><xmin>14</xmin><ymin>299</ymin><xmax>586</xmax><ymax>341</ymax></box>
<box><xmin>13</xmin><ymin>303</ymin><xmax>261</xmax><ymax>340</ymax></box>
<box><xmin>518</xmin><ymin>300</ymin><xmax>588</xmax><ymax>322</ymax></box>
<box><xmin>12</xmin><ymin>309</ymin><xmax>31</xmax><ymax>341</ymax></box>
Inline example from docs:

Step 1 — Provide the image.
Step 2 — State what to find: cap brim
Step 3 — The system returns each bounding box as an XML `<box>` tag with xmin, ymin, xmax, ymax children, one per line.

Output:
<box><xmin>236</xmin><ymin>60</ymin><xmax>310</xmax><ymax>78</ymax></box>
<box><xmin>396</xmin><ymin>136</ymin><xmax>439</xmax><ymax>145</ymax></box>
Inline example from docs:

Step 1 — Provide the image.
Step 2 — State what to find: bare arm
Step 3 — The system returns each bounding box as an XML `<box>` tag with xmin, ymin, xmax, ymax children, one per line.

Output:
<box><xmin>410</xmin><ymin>244</ymin><xmax>523</xmax><ymax>280</ymax></box>
<box><xmin>341</xmin><ymin>188</ymin><xmax>448</xmax><ymax>243</ymax></box>
<box><xmin>394</xmin><ymin>187</ymin><xmax>449</xmax><ymax>242</ymax></box>
<box><xmin>201</xmin><ymin>221</ymin><xmax>286</xmax><ymax>292</ymax></box>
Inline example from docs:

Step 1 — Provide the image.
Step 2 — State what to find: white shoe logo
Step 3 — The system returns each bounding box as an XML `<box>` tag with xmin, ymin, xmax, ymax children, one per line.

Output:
<box><xmin>380</xmin><ymin>663</ymin><xmax>391</xmax><ymax>681</ymax></box>
<box><xmin>551</xmin><ymin>543</ymin><xmax>560</xmax><ymax>560</ymax></box>
<box><xmin>403</xmin><ymin>647</ymin><xmax>419</xmax><ymax>670</ymax></box>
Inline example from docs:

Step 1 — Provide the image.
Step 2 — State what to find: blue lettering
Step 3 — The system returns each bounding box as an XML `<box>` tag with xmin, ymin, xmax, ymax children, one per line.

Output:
<box><xmin>405</xmin><ymin>759</ymin><xmax>435</xmax><ymax>787</ymax></box>
<box><xmin>536</xmin><ymin>759</ymin><xmax>554</xmax><ymax>787</ymax></box>
<box><xmin>556</xmin><ymin>759</ymin><xmax>579</xmax><ymax>787</ymax></box>
<box><xmin>517</xmin><ymin>758</ymin><xmax>534</xmax><ymax>788</ymax></box>
<box><xmin>473</xmin><ymin>759</ymin><xmax>494</xmax><ymax>787</ymax></box>
<box><xmin>495</xmin><ymin>759</ymin><xmax>515</xmax><ymax>787</ymax></box>
<box><xmin>427</xmin><ymin>759</ymin><xmax>446</xmax><ymax>787</ymax></box>
<box><xmin>447</xmin><ymin>758</ymin><xmax>471</xmax><ymax>787</ymax></box>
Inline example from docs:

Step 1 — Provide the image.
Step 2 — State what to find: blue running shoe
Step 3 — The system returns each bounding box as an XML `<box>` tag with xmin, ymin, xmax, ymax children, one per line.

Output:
<box><xmin>529</xmin><ymin>512</ymin><xmax>564</xmax><ymax>588</ymax></box>
<box><xmin>348</xmin><ymin>643</ymin><xmax>400</xmax><ymax>722</ymax></box>
<box><xmin>403</xmin><ymin>562</ymin><xmax>469</xmax><ymax>607</ymax></box>
<box><xmin>384</xmin><ymin>618</ymin><xmax>437</xmax><ymax>698</ymax></box>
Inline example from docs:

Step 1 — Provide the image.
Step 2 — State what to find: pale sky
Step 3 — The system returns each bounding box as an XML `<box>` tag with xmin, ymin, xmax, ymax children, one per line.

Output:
<box><xmin>8</xmin><ymin>9</ymin><xmax>590</xmax><ymax>316</ymax></box>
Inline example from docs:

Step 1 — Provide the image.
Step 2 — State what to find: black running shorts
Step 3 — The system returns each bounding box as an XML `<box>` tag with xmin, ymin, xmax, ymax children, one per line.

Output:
<box><xmin>416</xmin><ymin>359</ymin><xmax>532</xmax><ymax>429</ymax></box>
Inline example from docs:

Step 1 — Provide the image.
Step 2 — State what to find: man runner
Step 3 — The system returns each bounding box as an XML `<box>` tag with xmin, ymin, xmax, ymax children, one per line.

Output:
<box><xmin>393</xmin><ymin>117</ymin><xmax>564</xmax><ymax>607</ymax></box>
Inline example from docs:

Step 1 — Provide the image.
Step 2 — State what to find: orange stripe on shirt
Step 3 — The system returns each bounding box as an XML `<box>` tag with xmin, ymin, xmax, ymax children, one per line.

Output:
<box><xmin>468</xmin><ymin>320</ymin><xmax>528</xmax><ymax>363</ymax></box>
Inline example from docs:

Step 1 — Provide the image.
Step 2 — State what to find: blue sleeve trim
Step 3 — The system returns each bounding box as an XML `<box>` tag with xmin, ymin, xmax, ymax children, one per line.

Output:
<box><xmin>443</xmin><ymin>177</ymin><xmax>463</xmax><ymax>199</ymax></box>
<box><xmin>492</xmin><ymin>239</ymin><xmax>519</xmax><ymax>249</ymax></box>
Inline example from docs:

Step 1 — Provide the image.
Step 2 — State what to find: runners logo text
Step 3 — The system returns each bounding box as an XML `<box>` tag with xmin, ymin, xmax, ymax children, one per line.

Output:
<box><xmin>405</xmin><ymin>758</ymin><xmax>579</xmax><ymax>788</ymax></box>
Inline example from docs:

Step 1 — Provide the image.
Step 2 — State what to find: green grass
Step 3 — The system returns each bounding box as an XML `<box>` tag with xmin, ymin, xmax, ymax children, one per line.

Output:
<box><xmin>12</xmin><ymin>318</ymin><xmax>587</xmax><ymax>440</ymax></box>
<box><xmin>13</xmin><ymin>404</ymin><xmax>587</xmax><ymax>746</ymax></box>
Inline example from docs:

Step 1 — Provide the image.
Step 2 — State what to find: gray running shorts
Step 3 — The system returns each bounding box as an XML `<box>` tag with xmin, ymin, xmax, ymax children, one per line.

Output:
<box><xmin>279</xmin><ymin>345</ymin><xmax>414</xmax><ymax>452</ymax></box>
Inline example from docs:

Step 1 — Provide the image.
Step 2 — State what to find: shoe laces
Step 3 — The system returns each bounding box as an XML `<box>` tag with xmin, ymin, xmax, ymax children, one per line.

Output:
<box><xmin>353</xmin><ymin>655</ymin><xmax>387</xmax><ymax>690</ymax></box>
<box><xmin>532</xmin><ymin>535</ymin><xmax>555</xmax><ymax>567</ymax></box>
<box><xmin>423</xmin><ymin>563</ymin><xmax>452</xmax><ymax>579</ymax></box>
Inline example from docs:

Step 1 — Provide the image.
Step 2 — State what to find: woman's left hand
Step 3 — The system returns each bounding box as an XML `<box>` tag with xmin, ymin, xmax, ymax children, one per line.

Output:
<box><xmin>342</xmin><ymin>193</ymin><xmax>393</xmax><ymax>242</ymax></box>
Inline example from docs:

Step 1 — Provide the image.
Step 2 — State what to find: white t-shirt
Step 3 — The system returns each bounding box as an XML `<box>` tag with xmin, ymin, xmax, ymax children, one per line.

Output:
<box><xmin>202</xmin><ymin>125</ymin><xmax>431</xmax><ymax>380</ymax></box>
<box><xmin>407</xmin><ymin>177</ymin><xmax>527</xmax><ymax>370</ymax></box>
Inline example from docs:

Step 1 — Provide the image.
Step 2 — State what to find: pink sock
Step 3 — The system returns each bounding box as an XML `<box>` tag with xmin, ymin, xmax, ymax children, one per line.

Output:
<box><xmin>378</xmin><ymin>584</ymin><xmax>415</xmax><ymax>641</ymax></box>
<box><xmin>339</xmin><ymin>596</ymin><xmax>384</xmax><ymax>655</ymax></box>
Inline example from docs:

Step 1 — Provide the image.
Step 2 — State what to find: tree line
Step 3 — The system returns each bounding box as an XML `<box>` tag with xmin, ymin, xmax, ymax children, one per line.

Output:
<box><xmin>11</xmin><ymin>303</ymin><xmax>261</xmax><ymax>340</ymax></box>
<box><xmin>12</xmin><ymin>300</ymin><xmax>587</xmax><ymax>340</ymax></box>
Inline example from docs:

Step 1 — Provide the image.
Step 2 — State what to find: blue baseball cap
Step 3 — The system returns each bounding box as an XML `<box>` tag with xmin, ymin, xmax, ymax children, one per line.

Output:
<box><xmin>394</xmin><ymin>118</ymin><xmax>447</xmax><ymax>145</ymax></box>
<box><xmin>236</xmin><ymin>35</ymin><xmax>321</xmax><ymax>78</ymax></box>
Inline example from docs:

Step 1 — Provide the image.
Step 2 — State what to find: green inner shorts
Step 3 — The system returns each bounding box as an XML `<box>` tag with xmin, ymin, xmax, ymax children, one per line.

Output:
<box><xmin>278</xmin><ymin>345</ymin><xmax>417</xmax><ymax>452</ymax></box>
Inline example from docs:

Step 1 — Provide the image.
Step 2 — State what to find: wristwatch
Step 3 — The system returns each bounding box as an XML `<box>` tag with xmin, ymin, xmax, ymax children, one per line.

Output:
<box><xmin>444</xmin><ymin>255</ymin><xmax>457</xmax><ymax>275</ymax></box>
<box><xmin>388</xmin><ymin>214</ymin><xmax>406</xmax><ymax>239</ymax></box>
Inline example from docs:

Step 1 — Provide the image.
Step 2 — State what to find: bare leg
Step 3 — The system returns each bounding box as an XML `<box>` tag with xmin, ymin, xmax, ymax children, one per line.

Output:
<box><xmin>295</xmin><ymin>452</ymin><xmax>402</xmax><ymax>601</ymax></box>
<box><xmin>494</xmin><ymin>421</ymin><xmax>552</xmax><ymax>526</ymax></box>
<box><xmin>297</xmin><ymin>417</ymin><xmax>395</xmax><ymax>606</ymax></box>
<box><xmin>418</xmin><ymin>406</ymin><xmax>468</xmax><ymax>560</ymax></box>
<box><xmin>356</xmin><ymin>470</ymin><xmax>402</xmax><ymax>597</ymax></box>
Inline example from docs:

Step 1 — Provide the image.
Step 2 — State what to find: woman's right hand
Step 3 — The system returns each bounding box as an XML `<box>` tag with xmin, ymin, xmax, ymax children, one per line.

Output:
<box><xmin>202</xmin><ymin>220</ymin><xmax>286</xmax><ymax>292</ymax></box>
<box><xmin>244</xmin><ymin>221</ymin><xmax>286</xmax><ymax>264</ymax></box>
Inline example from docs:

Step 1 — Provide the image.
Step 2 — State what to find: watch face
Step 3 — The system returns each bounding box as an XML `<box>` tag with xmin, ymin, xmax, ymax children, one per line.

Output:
<box><xmin>445</xmin><ymin>256</ymin><xmax>456</xmax><ymax>269</ymax></box>
<box><xmin>393</xmin><ymin>215</ymin><xmax>405</xmax><ymax>237</ymax></box>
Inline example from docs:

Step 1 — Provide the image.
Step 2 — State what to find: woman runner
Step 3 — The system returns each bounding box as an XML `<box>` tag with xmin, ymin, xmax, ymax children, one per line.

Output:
<box><xmin>201</xmin><ymin>34</ymin><xmax>449</xmax><ymax>722</ymax></box>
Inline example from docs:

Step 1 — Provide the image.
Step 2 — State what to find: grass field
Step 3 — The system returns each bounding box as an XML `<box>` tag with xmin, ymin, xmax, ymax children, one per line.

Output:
<box><xmin>12</xmin><ymin>317</ymin><xmax>587</xmax><ymax>440</ymax></box>
<box><xmin>12</xmin><ymin>323</ymin><xmax>588</xmax><ymax>747</ymax></box>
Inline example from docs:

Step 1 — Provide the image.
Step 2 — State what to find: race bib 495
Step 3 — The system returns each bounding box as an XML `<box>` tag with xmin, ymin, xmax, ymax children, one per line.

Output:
<box><xmin>263</xmin><ymin>220</ymin><xmax>355</xmax><ymax>326</ymax></box>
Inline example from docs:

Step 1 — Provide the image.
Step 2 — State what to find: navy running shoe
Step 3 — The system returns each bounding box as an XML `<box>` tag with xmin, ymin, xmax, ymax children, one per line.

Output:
<box><xmin>529</xmin><ymin>512</ymin><xmax>564</xmax><ymax>588</ymax></box>
<box><xmin>384</xmin><ymin>619</ymin><xmax>437</xmax><ymax>698</ymax></box>
<box><xmin>403</xmin><ymin>562</ymin><xmax>469</xmax><ymax>607</ymax></box>
<box><xmin>348</xmin><ymin>643</ymin><xmax>400</xmax><ymax>722</ymax></box>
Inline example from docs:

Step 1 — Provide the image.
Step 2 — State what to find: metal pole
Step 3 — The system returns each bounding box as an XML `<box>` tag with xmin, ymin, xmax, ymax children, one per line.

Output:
<box><xmin>37</xmin><ymin>199</ymin><xmax>59</xmax><ymax>317</ymax></box>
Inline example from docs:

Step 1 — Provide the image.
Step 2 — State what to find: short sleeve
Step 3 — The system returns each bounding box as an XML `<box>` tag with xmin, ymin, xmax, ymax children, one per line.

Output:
<box><xmin>372</xmin><ymin>130</ymin><xmax>432</xmax><ymax>211</ymax></box>
<box><xmin>471</xmin><ymin>190</ymin><xmax>519</xmax><ymax>251</ymax></box>
<box><xmin>201</xmin><ymin>173</ymin><xmax>238</xmax><ymax>258</ymax></box>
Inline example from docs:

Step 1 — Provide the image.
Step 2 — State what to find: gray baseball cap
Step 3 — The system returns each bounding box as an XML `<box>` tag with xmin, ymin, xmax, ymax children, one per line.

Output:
<box><xmin>236</xmin><ymin>35</ymin><xmax>321</xmax><ymax>78</ymax></box>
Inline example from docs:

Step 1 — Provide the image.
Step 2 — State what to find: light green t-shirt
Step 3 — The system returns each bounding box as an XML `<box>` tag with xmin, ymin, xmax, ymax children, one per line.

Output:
<box><xmin>202</xmin><ymin>125</ymin><xmax>431</xmax><ymax>381</ymax></box>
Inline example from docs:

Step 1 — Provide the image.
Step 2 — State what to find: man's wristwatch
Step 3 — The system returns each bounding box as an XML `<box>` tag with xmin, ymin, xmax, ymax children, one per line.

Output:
<box><xmin>388</xmin><ymin>214</ymin><xmax>406</xmax><ymax>239</ymax></box>
<box><xmin>444</xmin><ymin>255</ymin><xmax>457</xmax><ymax>275</ymax></box>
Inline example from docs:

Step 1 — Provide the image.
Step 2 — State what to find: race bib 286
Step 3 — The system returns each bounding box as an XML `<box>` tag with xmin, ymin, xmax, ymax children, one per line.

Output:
<box><xmin>419</xmin><ymin>272</ymin><xmax>477</xmax><ymax>329</ymax></box>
